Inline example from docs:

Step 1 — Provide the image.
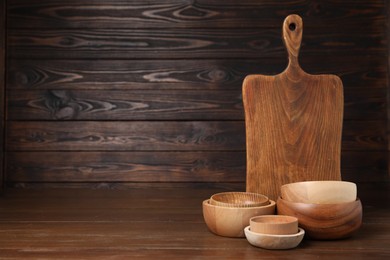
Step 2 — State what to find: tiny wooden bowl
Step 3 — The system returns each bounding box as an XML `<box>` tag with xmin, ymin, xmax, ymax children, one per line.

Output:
<box><xmin>244</xmin><ymin>226</ymin><xmax>305</xmax><ymax>250</ymax></box>
<box><xmin>250</xmin><ymin>215</ymin><xmax>298</xmax><ymax>235</ymax></box>
<box><xmin>210</xmin><ymin>192</ymin><xmax>269</xmax><ymax>208</ymax></box>
<box><xmin>202</xmin><ymin>199</ymin><xmax>276</xmax><ymax>238</ymax></box>
<box><xmin>280</xmin><ymin>181</ymin><xmax>357</xmax><ymax>204</ymax></box>
<box><xmin>277</xmin><ymin>197</ymin><xmax>362</xmax><ymax>240</ymax></box>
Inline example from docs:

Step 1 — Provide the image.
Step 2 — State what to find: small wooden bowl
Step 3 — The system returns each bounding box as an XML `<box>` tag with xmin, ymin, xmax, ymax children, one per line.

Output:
<box><xmin>250</xmin><ymin>215</ymin><xmax>298</xmax><ymax>235</ymax></box>
<box><xmin>277</xmin><ymin>197</ymin><xmax>362</xmax><ymax>240</ymax></box>
<box><xmin>244</xmin><ymin>226</ymin><xmax>305</xmax><ymax>250</ymax></box>
<box><xmin>210</xmin><ymin>192</ymin><xmax>269</xmax><ymax>208</ymax></box>
<box><xmin>202</xmin><ymin>199</ymin><xmax>276</xmax><ymax>238</ymax></box>
<box><xmin>280</xmin><ymin>181</ymin><xmax>357</xmax><ymax>204</ymax></box>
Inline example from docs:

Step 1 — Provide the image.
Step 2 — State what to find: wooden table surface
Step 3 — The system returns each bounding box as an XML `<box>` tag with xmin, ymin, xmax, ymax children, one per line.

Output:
<box><xmin>0</xmin><ymin>183</ymin><xmax>389</xmax><ymax>259</ymax></box>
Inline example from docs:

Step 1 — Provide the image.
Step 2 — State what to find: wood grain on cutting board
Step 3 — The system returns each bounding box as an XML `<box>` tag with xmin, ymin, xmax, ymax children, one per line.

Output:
<box><xmin>243</xmin><ymin>15</ymin><xmax>343</xmax><ymax>200</ymax></box>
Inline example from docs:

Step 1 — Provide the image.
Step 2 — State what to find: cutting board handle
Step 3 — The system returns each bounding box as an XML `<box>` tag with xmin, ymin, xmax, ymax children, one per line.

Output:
<box><xmin>283</xmin><ymin>14</ymin><xmax>303</xmax><ymax>76</ymax></box>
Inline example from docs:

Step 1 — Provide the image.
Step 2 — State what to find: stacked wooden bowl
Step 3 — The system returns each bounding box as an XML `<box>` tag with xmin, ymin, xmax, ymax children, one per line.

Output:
<box><xmin>202</xmin><ymin>192</ymin><xmax>275</xmax><ymax>238</ymax></box>
<box><xmin>244</xmin><ymin>215</ymin><xmax>305</xmax><ymax>250</ymax></box>
<box><xmin>277</xmin><ymin>181</ymin><xmax>363</xmax><ymax>240</ymax></box>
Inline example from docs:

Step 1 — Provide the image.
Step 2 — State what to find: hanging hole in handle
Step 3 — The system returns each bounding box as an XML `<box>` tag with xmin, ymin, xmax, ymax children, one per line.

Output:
<box><xmin>289</xmin><ymin>23</ymin><xmax>296</xmax><ymax>31</ymax></box>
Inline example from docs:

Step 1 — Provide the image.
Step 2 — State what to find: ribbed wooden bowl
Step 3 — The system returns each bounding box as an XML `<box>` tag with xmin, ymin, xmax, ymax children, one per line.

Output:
<box><xmin>210</xmin><ymin>192</ymin><xmax>269</xmax><ymax>208</ymax></box>
<box><xmin>203</xmin><ymin>199</ymin><xmax>276</xmax><ymax>238</ymax></box>
<box><xmin>280</xmin><ymin>181</ymin><xmax>357</xmax><ymax>204</ymax></box>
<box><xmin>276</xmin><ymin>197</ymin><xmax>362</xmax><ymax>240</ymax></box>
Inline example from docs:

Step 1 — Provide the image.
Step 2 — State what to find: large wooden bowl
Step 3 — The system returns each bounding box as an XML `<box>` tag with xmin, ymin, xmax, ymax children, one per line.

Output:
<box><xmin>280</xmin><ymin>181</ymin><xmax>357</xmax><ymax>204</ymax></box>
<box><xmin>202</xmin><ymin>199</ymin><xmax>276</xmax><ymax>238</ymax></box>
<box><xmin>210</xmin><ymin>192</ymin><xmax>269</xmax><ymax>208</ymax></box>
<box><xmin>277</xmin><ymin>197</ymin><xmax>362</xmax><ymax>240</ymax></box>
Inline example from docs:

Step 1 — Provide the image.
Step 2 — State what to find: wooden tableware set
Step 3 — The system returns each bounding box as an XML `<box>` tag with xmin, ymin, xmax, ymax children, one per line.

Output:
<box><xmin>202</xmin><ymin>14</ymin><xmax>362</xmax><ymax>250</ymax></box>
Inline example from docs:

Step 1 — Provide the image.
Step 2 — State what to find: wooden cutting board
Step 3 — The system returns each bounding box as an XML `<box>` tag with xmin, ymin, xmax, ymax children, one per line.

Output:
<box><xmin>243</xmin><ymin>14</ymin><xmax>343</xmax><ymax>200</ymax></box>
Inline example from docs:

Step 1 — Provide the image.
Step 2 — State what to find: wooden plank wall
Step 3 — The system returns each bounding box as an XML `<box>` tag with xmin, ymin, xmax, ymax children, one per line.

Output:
<box><xmin>0</xmin><ymin>0</ymin><xmax>5</xmax><ymax>192</ymax></box>
<box><xmin>388</xmin><ymin>0</ymin><xmax>390</xmax><ymax>180</ymax></box>
<box><xmin>4</xmin><ymin>0</ymin><xmax>389</xmax><ymax>187</ymax></box>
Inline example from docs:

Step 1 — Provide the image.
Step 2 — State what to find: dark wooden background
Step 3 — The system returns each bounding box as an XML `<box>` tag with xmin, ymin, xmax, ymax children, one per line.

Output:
<box><xmin>1</xmin><ymin>0</ymin><xmax>389</xmax><ymax>188</ymax></box>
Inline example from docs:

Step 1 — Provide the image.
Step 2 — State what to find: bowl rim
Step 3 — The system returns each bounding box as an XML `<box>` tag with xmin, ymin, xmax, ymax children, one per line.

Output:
<box><xmin>250</xmin><ymin>215</ymin><xmax>298</xmax><ymax>225</ymax></box>
<box><xmin>210</xmin><ymin>191</ymin><xmax>269</xmax><ymax>207</ymax></box>
<box><xmin>203</xmin><ymin>199</ymin><xmax>275</xmax><ymax>210</ymax></box>
<box><xmin>276</xmin><ymin>196</ymin><xmax>361</xmax><ymax>206</ymax></box>
<box><xmin>249</xmin><ymin>215</ymin><xmax>298</xmax><ymax>235</ymax></box>
<box><xmin>244</xmin><ymin>226</ymin><xmax>305</xmax><ymax>238</ymax></box>
<box><xmin>280</xmin><ymin>181</ymin><xmax>357</xmax><ymax>204</ymax></box>
<box><xmin>281</xmin><ymin>180</ymin><xmax>356</xmax><ymax>188</ymax></box>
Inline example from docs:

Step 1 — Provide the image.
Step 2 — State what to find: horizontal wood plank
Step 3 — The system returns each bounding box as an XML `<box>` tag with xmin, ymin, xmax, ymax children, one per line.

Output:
<box><xmin>7</xmin><ymin>0</ymin><xmax>385</xmax><ymax>29</ymax></box>
<box><xmin>7</xmin><ymin>90</ymin><xmax>243</xmax><ymax>120</ymax></box>
<box><xmin>7</xmin><ymin>56</ymin><xmax>387</xmax><ymax>90</ymax></box>
<box><xmin>7</xmin><ymin>60</ymin><xmax>264</xmax><ymax>90</ymax></box>
<box><xmin>7</xmin><ymin>88</ymin><xmax>386</xmax><ymax>121</ymax></box>
<box><xmin>5</xmin><ymin>121</ymin><xmax>246</xmax><ymax>151</ymax></box>
<box><xmin>5</xmin><ymin>150</ymin><xmax>388</xmax><ymax>183</ymax></box>
<box><xmin>6</xmin><ymin>121</ymin><xmax>386</xmax><ymax>151</ymax></box>
<box><xmin>342</xmin><ymin>121</ymin><xmax>387</xmax><ymax>151</ymax></box>
<box><xmin>343</xmin><ymin>88</ymin><xmax>387</xmax><ymax>121</ymax></box>
<box><xmin>341</xmin><ymin>151</ymin><xmax>388</xmax><ymax>182</ymax></box>
<box><xmin>5</xmin><ymin>151</ymin><xmax>246</xmax><ymax>182</ymax></box>
<box><xmin>7</xmin><ymin>28</ymin><xmax>385</xmax><ymax>59</ymax></box>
